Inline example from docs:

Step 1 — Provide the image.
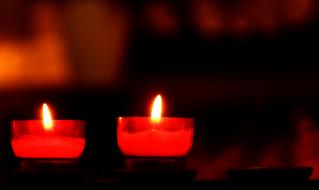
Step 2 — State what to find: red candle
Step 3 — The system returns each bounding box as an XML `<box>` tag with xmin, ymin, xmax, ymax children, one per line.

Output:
<box><xmin>117</xmin><ymin>95</ymin><xmax>194</xmax><ymax>157</ymax></box>
<box><xmin>11</xmin><ymin>103</ymin><xmax>85</xmax><ymax>159</ymax></box>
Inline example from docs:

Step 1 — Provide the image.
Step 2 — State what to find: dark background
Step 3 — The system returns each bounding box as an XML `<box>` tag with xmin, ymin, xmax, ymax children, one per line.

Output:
<box><xmin>0</xmin><ymin>0</ymin><xmax>318</xmax><ymax>180</ymax></box>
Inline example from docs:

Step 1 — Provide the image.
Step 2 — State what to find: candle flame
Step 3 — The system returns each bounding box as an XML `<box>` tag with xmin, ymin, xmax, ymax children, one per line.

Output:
<box><xmin>42</xmin><ymin>103</ymin><xmax>53</xmax><ymax>131</ymax></box>
<box><xmin>151</xmin><ymin>94</ymin><xmax>162</xmax><ymax>122</ymax></box>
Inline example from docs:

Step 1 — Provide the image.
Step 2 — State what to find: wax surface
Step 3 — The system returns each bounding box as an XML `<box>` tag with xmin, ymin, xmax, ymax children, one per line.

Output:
<box><xmin>12</xmin><ymin>136</ymin><xmax>85</xmax><ymax>158</ymax></box>
<box><xmin>117</xmin><ymin>117</ymin><xmax>194</xmax><ymax>157</ymax></box>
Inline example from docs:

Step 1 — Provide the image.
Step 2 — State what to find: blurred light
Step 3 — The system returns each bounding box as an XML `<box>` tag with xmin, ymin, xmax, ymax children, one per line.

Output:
<box><xmin>194</xmin><ymin>0</ymin><xmax>223</xmax><ymax>38</ymax></box>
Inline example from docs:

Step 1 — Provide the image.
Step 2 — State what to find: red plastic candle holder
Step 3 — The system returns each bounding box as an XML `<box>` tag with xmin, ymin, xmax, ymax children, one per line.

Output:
<box><xmin>117</xmin><ymin>117</ymin><xmax>194</xmax><ymax>157</ymax></box>
<box><xmin>11</xmin><ymin>120</ymin><xmax>86</xmax><ymax>159</ymax></box>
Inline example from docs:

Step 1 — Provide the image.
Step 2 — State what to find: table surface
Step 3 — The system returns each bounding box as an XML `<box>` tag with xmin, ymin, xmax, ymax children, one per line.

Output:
<box><xmin>0</xmin><ymin>161</ymin><xmax>317</xmax><ymax>189</ymax></box>
<box><xmin>3</xmin><ymin>171</ymin><xmax>319</xmax><ymax>189</ymax></box>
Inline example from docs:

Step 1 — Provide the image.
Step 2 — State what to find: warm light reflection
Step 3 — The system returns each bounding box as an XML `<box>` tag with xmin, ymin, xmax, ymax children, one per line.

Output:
<box><xmin>42</xmin><ymin>103</ymin><xmax>53</xmax><ymax>130</ymax></box>
<box><xmin>151</xmin><ymin>94</ymin><xmax>162</xmax><ymax>122</ymax></box>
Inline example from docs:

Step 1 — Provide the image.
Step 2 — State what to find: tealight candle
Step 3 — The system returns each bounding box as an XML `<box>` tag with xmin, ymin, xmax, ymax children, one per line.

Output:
<box><xmin>11</xmin><ymin>103</ymin><xmax>85</xmax><ymax>159</ymax></box>
<box><xmin>117</xmin><ymin>95</ymin><xmax>194</xmax><ymax>157</ymax></box>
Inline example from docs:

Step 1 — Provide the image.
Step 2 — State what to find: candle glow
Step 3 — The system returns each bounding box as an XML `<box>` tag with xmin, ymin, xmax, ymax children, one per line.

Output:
<box><xmin>42</xmin><ymin>103</ymin><xmax>53</xmax><ymax>131</ymax></box>
<box><xmin>11</xmin><ymin>103</ymin><xmax>86</xmax><ymax>159</ymax></box>
<box><xmin>151</xmin><ymin>94</ymin><xmax>162</xmax><ymax>122</ymax></box>
<box><xmin>117</xmin><ymin>94</ymin><xmax>194</xmax><ymax>157</ymax></box>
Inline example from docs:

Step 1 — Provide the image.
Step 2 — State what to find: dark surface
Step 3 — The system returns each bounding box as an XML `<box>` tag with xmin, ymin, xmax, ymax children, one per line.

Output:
<box><xmin>6</xmin><ymin>173</ymin><xmax>319</xmax><ymax>190</ymax></box>
<box><xmin>0</xmin><ymin>159</ymin><xmax>314</xmax><ymax>189</ymax></box>
<box><xmin>228</xmin><ymin>167</ymin><xmax>313</xmax><ymax>181</ymax></box>
<box><xmin>3</xmin><ymin>160</ymin><xmax>319</xmax><ymax>189</ymax></box>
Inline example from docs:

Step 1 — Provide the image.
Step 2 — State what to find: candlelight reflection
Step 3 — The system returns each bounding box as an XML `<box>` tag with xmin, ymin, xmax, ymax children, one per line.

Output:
<box><xmin>0</xmin><ymin>0</ymin><xmax>315</xmax><ymax>89</ymax></box>
<box><xmin>0</xmin><ymin>3</ymin><xmax>71</xmax><ymax>89</ymax></box>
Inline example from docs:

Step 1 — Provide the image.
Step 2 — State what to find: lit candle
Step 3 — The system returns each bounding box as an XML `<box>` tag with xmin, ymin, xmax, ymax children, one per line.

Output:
<box><xmin>11</xmin><ymin>103</ymin><xmax>86</xmax><ymax>159</ymax></box>
<box><xmin>117</xmin><ymin>95</ymin><xmax>194</xmax><ymax>157</ymax></box>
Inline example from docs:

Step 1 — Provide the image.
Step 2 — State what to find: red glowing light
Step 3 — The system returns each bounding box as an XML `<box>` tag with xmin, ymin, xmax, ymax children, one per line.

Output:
<box><xmin>11</xmin><ymin>104</ymin><xmax>85</xmax><ymax>159</ymax></box>
<box><xmin>151</xmin><ymin>94</ymin><xmax>162</xmax><ymax>122</ymax></box>
<box><xmin>42</xmin><ymin>103</ymin><xmax>53</xmax><ymax>131</ymax></box>
<box><xmin>117</xmin><ymin>94</ymin><xmax>194</xmax><ymax>157</ymax></box>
